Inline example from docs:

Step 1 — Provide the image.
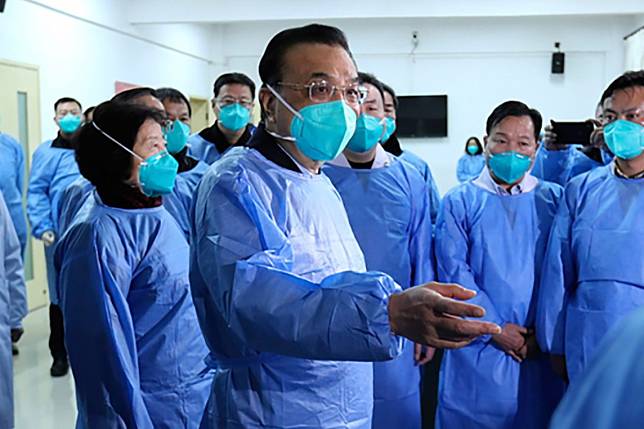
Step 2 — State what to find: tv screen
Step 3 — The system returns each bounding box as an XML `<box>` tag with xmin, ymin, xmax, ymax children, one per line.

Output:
<box><xmin>396</xmin><ymin>95</ymin><xmax>448</xmax><ymax>138</ymax></box>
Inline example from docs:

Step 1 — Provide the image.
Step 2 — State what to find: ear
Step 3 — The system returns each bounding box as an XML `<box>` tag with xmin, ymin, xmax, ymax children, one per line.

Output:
<box><xmin>483</xmin><ymin>135</ymin><xmax>488</xmax><ymax>147</ymax></box>
<box><xmin>259</xmin><ymin>87</ymin><xmax>276</xmax><ymax>123</ymax></box>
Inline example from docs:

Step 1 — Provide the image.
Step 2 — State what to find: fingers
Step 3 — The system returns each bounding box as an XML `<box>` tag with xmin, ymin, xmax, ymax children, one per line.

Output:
<box><xmin>414</xmin><ymin>343</ymin><xmax>422</xmax><ymax>362</ymax></box>
<box><xmin>508</xmin><ymin>350</ymin><xmax>523</xmax><ymax>363</ymax></box>
<box><xmin>430</xmin><ymin>338</ymin><xmax>474</xmax><ymax>349</ymax></box>
<box><xmin>433</xmin><ymin>296</ymin><xmax>486</xmax><ymax>319</ymax></box>
<box><xmin>514</xmin><ymin>325</ymin><xmax>528</xmax><ymax>335</ymax></box>
<box><xmin>422</xmin><ymin>282</ymin><xmax>477</xmax><ymax>301</ymax></box>
<box><xmin>436</xmin><ymin>317</ymin><xmax>501</xmax><ymax>341</ymax></box>
<box><xmin>417</xmin><ymin>354</ymin><xmax>433</xmax><ymax>366</ymax></box>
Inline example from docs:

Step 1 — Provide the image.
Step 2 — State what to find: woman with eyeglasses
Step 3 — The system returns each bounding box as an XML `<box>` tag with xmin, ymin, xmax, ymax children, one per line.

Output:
<box><xmin>54</xmin><ymin>101</ymin><xmax>212</xmax><ymax>429</ymax></box>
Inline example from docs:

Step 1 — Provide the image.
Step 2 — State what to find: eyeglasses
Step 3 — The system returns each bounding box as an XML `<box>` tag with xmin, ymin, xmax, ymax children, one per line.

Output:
<box><xmin>215</xmin><ymin>97</ymin><xmax>254</xmax><ymax>109</ymax></box>
<box><xmin>277</xmin><ymin>80</ymin><xmax>368</xmax><ymax>104</ymax></box>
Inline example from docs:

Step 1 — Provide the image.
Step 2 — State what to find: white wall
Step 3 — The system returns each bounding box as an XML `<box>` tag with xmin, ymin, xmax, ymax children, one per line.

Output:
<box><xmin>222</xmin><ymin>16</ymin><xmax>635</xmax><ymax>193</ymax></box>
<box><xmin>0</xmin><ymin>0</ymin><xmax>219</xmax><ymax>141</ymax></box>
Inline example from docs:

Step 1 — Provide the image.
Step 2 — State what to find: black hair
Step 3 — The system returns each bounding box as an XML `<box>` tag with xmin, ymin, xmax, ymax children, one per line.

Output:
<box><xmin>54</xmin><ymin>97</ymin><xmax>82</xmax><ymax>112</ymax></box>
<box><xmin>156</xmin><ymin>87</ymin><xmax>192</xmax><ymax>117</ymax></box>
<box><xmin>600</xmin><ymin>70</ymin><xmax>644</xmax><ymax>104</ymax></box>
<box><xmin>258</xmin><ymin>23</ymin><xmax>355</xmax><ymax>86</ymax></box>
<box><xmin>75</xmin><ymin>101</ymin><xmax>165</xmax><ymax>191</ymax></box>
<box><xmin>213</xmin><ymin>73</ymin><xmax>256</xmax><ymax>100</ymax></box>
<box><xmin>465</xmin><ymin>136</ymin><xmax>483</xmax><ymax>155</ymax></box>
<box><xmin>358</xmin><ymin>72</ymin><xmax>385</xmax><ymax>102</ymax></box>
<box><xmin>381</xmin><ymin>82</ymin><xmax>399</xmax><ymax>110</ymax></box>
<box><xmin>83</xmin><ymin>106</ymin><xmax>95</xmax><ymax>118</ymax></box>
<box><xmin>111</xmin><ymin>87</ymin><xmax>159</xmax><ymax>104</ymax></box>
<box><xmin>486</xmin><ymin>101</ymin><xmax>542</xmax><ymax>141</ymax></box>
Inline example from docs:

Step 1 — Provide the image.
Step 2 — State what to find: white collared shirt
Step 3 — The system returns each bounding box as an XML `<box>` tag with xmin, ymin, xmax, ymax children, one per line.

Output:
<box><xmin>329</xmin><ymin>144</ymin><xmax>394</xmax><ymax>169</ymax></box>
<box><xmin>473</xmin><ymin>166</ymin><xmax>539</xmax><ymax>195</ymax></box>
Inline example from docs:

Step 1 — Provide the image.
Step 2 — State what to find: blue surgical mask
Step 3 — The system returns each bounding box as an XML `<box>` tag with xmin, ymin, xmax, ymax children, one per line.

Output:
<box><xmin>92</xmin><ymin>122</ymin><xmax>178</xmax><ymax>197</ymax></box>
<box><xmin>381</xmin><ymin>117</ymin><xmax>396</xmax><ymax>142</ymax></box>
<box><xmin>267</xmin><ymin>84</ymin><xmax>357</xmax><ymax>162</ymax></box>
<box><xmin>219</xmin><ymin>103</ymin><xmax>251</xmax><ymax>132</ymax></box>
<box><xmin>467</xmin><ymin>145</ymin><xmax>479</xmax><ymax>155</ymax></box>
<box><xmin>604</xmin><ymin>120</ymin><xmax>644</xmax><ymax>160</ymax></box>
<box><xmin>164</xmin><ymin>119</ymin><xmax>190</xmax><ymax>154</ymax></box>
<box><xmin>138</xmin><ymin>151</ymin><xmax>180</xmax><ymax>197</ymax></box>
<box><xmin>346</xmin><ymin>114</ymin><xmax>385</xmax><ymax>153</ymax></box>
<box><xmin>487</xmin><ymin>151</ymin><xmax>533</xmax><ymax>184</ymax></box>
<box><xmin>59</xmin><ymin>114</ymin><xmax>82</xmax><ymax>134</ymax></box>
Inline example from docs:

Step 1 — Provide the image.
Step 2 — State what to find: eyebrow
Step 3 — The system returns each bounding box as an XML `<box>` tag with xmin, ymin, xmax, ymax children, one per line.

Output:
<box><xmin>306</xmin><ymin>72</ymin><xmax>359</xmax><ymax>84</ymax></box>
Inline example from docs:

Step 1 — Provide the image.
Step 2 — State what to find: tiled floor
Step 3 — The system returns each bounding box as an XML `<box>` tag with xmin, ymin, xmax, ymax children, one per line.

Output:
<box><xmin>12</xmin><ymin>307</ymin><xmax>77</xmax><ymax>428</ymax></box>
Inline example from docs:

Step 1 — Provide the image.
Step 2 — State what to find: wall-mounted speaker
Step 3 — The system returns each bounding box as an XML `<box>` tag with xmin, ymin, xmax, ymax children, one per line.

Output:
<box><xmin>551</xmin><ymin>52</ymin><xmax>565</xmax><ymax>74</ymax></box>
<box><xmin>0</xmin><ymin>0</ymin><xmax>6</xmax><ymax>13</ymax></box>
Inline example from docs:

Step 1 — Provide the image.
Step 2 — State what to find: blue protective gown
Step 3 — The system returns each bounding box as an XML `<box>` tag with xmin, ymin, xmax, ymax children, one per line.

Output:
<box><xmin>324</xmin><ymin>156</ymin><xmax>435</xmax><ymax>429</ymax></box>
<box><xmin>435</xmin><ymin>180</ymin><xmax>565</xmax><ymax>429</ymax></box>
<box><xmin>398</xmin><ymin>150</ymin><xmax>441</xmax><ymax>223</ymax></box>
<box><xmin>536</xmin><ymin>165</ymin><xmax>644</xmax><ymax>383</ymax></box>
<box><xmin>27</xmin><ymin>140</ymin><xmax>80</xmax><ymax>305</ymax></box>
<box><xmin>187</xmin><ymin>133</ymin><xmax>225</xmax><ymax>165</ymax></box>
<box><xmin>190</xmin><ymin>147</ymin><xmax>403</xmax><ymax>429</ymax></box>
<box><xmin>456</xmin><ymin>153</ymin><xmax>486</xmax><ymax>183</ymax></box>
<box><xmin>0</xmin><ymin>133</ymin><xmax>27</xmax><ymax>254</ymax></box>
<box><xmin>0</xmin><ymin>191</ymin><xmax>28</xmax><ymax>429</ymax></box>
<box><xmin>164</xmin><ymin>161</ymin><xmax>209</xmax><ymax>240</ymax></box>
<box><xmin>187</xmin><ymin>125</ymin><xmax>256</xmax><ymax>165</ymax></box>
<box><xmin>532</xmin><ymin>145</ymin><xmax>611</xmax><ymax>186</ymax></box>
<box><xmin>57</xmin><ymin>177</ymin><xmax>94</xmax><ymax>237</ymax></box>
<box><xmin>55</xmin><ymin>192</ymin><xmax>212</xmax><ymax>429</ymax></box>
<box><xmin>549</xmin><ymin>307</ymin><xmax>644</xmax><ymax>429</ymax></box>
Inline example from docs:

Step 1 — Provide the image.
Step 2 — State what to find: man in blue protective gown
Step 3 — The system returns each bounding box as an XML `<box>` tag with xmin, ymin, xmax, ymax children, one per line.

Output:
<box><xmin>324</xmin><ymin>72</ymin><xmax>434</xmax><ymax>429</ymax></box>
<box><xmin>190</xmin><ymin>24</ymin><xmax>501</xmax><ymax>429</ymax></box>
<box><xmin>157</xmin><ymin>87</ymin><xmax>209</xmax><ymax>240</ymax></box>
<box><xmin>532</xmin><ymin>95</ymin><xmax>614</xmax><ymax>187</ymax></box>
<box><xmin>435</xmin><ymin>101</ymin><xmax>565</xmax><ymax>429</ymax></box>
<box><xmin>0</xmin><ymin>191</ymin><xmax>28</xmax><ymax>429</ymax></box>
<box><xmin>0</xmin><ymin>131</ymin><xmax>27</xmax><ymax>255</ymax></box>
<box><xmin>187</xmin><ymin>72</ymin><xmax>257</xmax><ymax>164</ymax></box>
<box><xmin>0</xmin><ymin>131</ymin><xmax>28</xmax><ymax>356</ymax></box>
<box><xmin>549</xmin><ymin>307</ymin><xmax>644</xmax><ymax>429</ymax></box>
<box><xmin>380</xmin><ymin>82</ymin><xmax>441</xmax><ymax>223</ymax></box>
<box><xmin>536</xmin><ymin>70</ymin><xmax>644</xmax><ymax>384</ymax></box>
<box><xmin>27</xmin><ymin>96</ymin><xmax>83</xmax><ymax>377</ymax></box>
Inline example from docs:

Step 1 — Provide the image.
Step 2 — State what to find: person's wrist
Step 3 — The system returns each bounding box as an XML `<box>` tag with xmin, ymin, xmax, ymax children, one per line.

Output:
<box><xmin>387</xmin><ymin>293</ymin><xmax>401</xmax><ymax>335</ymax></box>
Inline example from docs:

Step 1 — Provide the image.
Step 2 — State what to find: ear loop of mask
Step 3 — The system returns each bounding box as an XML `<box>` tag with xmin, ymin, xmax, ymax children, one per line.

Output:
<box><xmin>263</xmin><ymin>84</ymin><xmax>301</xmax><ymax>142</ymax></box>
<box><xmin>92</xmin><ymin>121</ymin><xmax>146</xmax><ymax>164</ymax></box>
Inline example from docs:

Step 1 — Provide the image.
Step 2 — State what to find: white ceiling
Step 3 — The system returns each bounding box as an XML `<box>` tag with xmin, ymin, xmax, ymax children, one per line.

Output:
<box><xmin>127</xmin><ymin>0</ymin><xmax>644</xmax><ymax>24</ymax></box>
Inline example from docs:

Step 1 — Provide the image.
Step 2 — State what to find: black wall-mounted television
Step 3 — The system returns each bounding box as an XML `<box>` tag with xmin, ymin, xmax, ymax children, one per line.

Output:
<box><xmin>396</xmin><ymin>95</ymin><xmax>448</xmax><ymax>138</ymax></box>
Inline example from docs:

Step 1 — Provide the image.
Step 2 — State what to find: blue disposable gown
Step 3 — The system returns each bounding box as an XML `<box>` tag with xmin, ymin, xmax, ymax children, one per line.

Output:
<box><xmin>0</xmin><ymin>133</ymin><xmax>27</xmax><ymax>254</ymax></box>
<box><xmin>398</xmin><ymin>150</ymin><xmax>441</xmax><ymax>223</ymax></box>
<box><xmin>57</xmin><ymin>177</ymin><xmax>94</xmax><ymax>237</ymax></box>
<box><xmin>55</xmin><ymin>193</ymin><xmax>212</xmax><ymax>429</ymax></box>
<box><xmin>27</xmin><ymin>140</ymin><xmax>80</xmax><ymax>305</ymax></box>
<box><xmin>549</xmin><ymin>307</ymin><xmax>644</xmax><ymax>429</ymax></box>
<box><xmin>536</xmin><ymin>165</ymin><xmax>644</xmax><ymax>383</ymax></box>
<box><xmin>532</xmin><ymin>145</ymin><xmax>611</xmax><ymax>186</ymax></box>
<box><xmin>324</xmin><ymin>157</ymin><xmax>435</xmax><ymax>429</ymax></box>
<box><xmin>435</xmin><ymin>181</ymin><xmax>565</xmax><ymax>429</ymax></box>
<box><xmin>0</xmin><ymin>192</ymin><xmax>28</xmax><ymax>429</ymax></box>
<box><xmin>190</xmin><ymin>147</ymin><xmax>403</xmax><ymax>429</ymax></box>
<box><xmin>456</xmin><ymin>153</ymin><xmax>486</xmax><ymax>183</ymax></box>
<box><xmin>187</xmin><ymin>126</ymin><xmax>255</xmax><ymax>165</ymax></box>
<box><xmin>164</xmin><ymin>161</ymin><xmax>209</xmax><ymax>240</ymax></box>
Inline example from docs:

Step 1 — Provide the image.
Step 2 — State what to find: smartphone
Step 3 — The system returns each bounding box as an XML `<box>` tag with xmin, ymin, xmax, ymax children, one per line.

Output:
<box><xmin>550</xmin><ymin>120</ymin><xmax>595</xmax><ymax>146</ymax></box>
